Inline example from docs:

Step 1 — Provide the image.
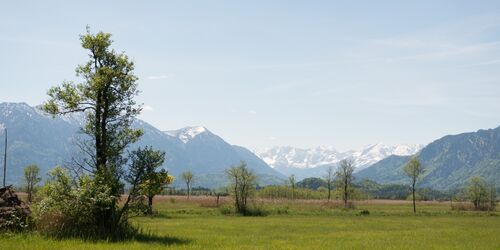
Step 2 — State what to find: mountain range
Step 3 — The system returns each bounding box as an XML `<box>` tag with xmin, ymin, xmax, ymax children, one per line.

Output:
<box><xmin>1</xmin><ymin>102</ymin><xmax>498</xmax><ymax>190</ymax></box>
<box><xmin>255</xmin><ymin>144</ymin><xmax>423</xmax><ymax>179</ymax></box>
<box><xmin>0</xmin><ymin>102</ymin><xmax>284</xmax><ymax>188</ymax></box>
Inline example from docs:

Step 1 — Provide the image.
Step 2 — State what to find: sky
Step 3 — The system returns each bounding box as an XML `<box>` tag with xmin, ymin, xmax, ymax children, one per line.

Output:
<box><xmin>1</xmin><ymin>1</ymin><xmax>500</xmax><ymax>151</ymax></box>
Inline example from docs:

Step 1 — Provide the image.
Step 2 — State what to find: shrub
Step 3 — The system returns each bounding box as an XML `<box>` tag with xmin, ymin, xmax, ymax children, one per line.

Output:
<box><xmin>242</xmin><ymin>206</ymin><xmax>268</xmax><ymax>217</ymax></box>
<box><xmin>359</xmin><ymin>209</ymin><xmax>370</xmax><ymax>215</ymax></box>
<box><xmin>34</xmin><ymin>167</ymin><xmax>135</xmax><ymax>240</ymax></box>
<box><xmin>218</xmin><ymin>204</ymin><xmax>233</xmax><ymax>215</ymax></box>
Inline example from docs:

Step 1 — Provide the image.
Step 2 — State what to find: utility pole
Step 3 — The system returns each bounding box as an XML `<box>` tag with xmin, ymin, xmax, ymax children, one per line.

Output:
<box><xmin>3</xmin><ymin>128</ymin><xmax>6</xmax><ymax>187</ymax></box>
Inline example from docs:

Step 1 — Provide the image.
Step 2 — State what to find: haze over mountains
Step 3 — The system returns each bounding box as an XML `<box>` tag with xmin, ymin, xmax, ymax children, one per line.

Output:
<box><xmin>255</xmin><ymin>144</ymin><xmax>423</xmax><ymax>179</ymax></box>
<box><xmin>0</xmin><ymin>102</ymin><xmax>283</xmax><ymax>188</ymax></box>
<box><xmin>0</xmin><ymin>102</ymin><xmax>499</xmax><ymax>190</ymax></box>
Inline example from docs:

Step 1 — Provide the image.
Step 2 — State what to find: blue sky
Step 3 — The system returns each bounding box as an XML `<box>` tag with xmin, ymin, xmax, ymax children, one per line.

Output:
<box><xmin>1</xmin><ymin>1</ymin><xmax>500</xmax><ymax>151</ymax></box>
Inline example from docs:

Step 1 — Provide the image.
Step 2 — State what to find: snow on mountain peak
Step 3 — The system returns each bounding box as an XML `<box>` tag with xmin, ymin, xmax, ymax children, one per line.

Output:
<box><xmin>256</xmin><ymin>143</ymin><xmax>424</xmax><ymax>171</ymax></box>
<box><xmin>164</xmin><ymin>126</ymin><xmax>208</xmax><ymax>143</ymax></box>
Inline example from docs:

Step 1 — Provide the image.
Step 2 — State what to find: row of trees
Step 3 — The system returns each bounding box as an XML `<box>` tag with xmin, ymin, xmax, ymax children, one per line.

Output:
<box><xmin>226</xmin><ymin>157</ymin><xmax>496</xmax><ymax>215</ymax></box>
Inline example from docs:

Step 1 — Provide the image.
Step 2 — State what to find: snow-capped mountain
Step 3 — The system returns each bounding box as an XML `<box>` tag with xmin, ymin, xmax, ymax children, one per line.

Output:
<box><xmin>256</xmin><ymin>143</ymin><xmax>424</xmax><ymax>178</ymax></box>
<box><xmin>0</xmin><ymin>102</ymin><xmax>284</xmax><ymax>188</ymax></box>
<box><xmin>164</xmin><ymin>126</ymin><xmax>208</xmax><ymax>143</ymax></box>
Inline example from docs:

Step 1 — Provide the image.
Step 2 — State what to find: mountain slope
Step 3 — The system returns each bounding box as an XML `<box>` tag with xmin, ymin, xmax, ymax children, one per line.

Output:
<box><xmin>356</xmin><ymin>126</ymin><xmax>500</xmax><ymax>189</ymax></box>
<box><xmin>162</xmin><ymin>126</ymin><xmax>284</xmax><ymax>180</ymax></box>
<box><xmin>0</xmin><ymin>102</ymin><xmax>283</xmax><ymax>188</ymax></box>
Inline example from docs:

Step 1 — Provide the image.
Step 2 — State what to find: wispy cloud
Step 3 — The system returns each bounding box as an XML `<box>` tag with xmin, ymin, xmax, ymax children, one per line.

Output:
<box><xmin>462</xmin><ymin>58</ymin><xmax>500</xmax><ymax>67</ymax></box>
<box><xmin>146</xmin><ymin>75</ymin><xmax>169</xmax><ymax>80</ymax></box>
<box><xmin>351</xmin><ymin>13</ymin><xmax>500</xmax><ymax>64</ymax></box>
<box><xmin>142</xmin><ymin>105</ymin><xmax>154</xmax><ymax>111</ymax></box>
<box><xmin>248</xmin><ymin>110</ymin><xmax>257</xmax><ymax>115</ymax></box>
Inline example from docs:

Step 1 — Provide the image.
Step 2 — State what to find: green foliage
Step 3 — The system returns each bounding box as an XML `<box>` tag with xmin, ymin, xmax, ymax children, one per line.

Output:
<box><xmin>403</xmin><ymin>157</ymin><xmax>424</xmax><ymax>183</ymax></box>
<box><xmin>2</xmin><ymin>197</ymin><xmax>500</xmax><ymax>249</ymax></box>
<box><xmin>23</xmin><ymin>165</ymin><xmax>41</xmax><ymax>203</ymax></box>
<box><xmin>41</xmin><ymin>27</ymin><xmax>145</xmax><ymax>236</ymax></box>
<box><xmin>124</xmin><ymin>147</ymin><xmax>171</xmax><ymax>215</ymax></box>
<box><xmin>403</xmin><ymin>156</ymin><xmax>424</xmax><ymax>213</ymax></box>
<box><xmin>226</xmin><ymin>161</ymin><xmax>257</xmax><ymax>214</ymax></box>
<box><xmin>464</xmin><ymin>176</ymin><xmax>496</xmax><ymax>211</ymax></box>
<box><xmin>296</xmin><ymin>177</ymin><xmax>327</xmax><ymax>190</ymax></box>
<box><xmin>257</xmin><ymin>185</ymin><xmax>327</xmax><ymax>200</ymax></box>
<box><xmin>34</xmin><ymin>167</ymin><xmax>135</xmax><ymax>239</ymax></box>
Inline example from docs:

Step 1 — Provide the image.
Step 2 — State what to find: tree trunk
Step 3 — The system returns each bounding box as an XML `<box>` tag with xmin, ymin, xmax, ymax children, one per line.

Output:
<box><xmin>327</xmin><ymin>183</ymin><xmax>331</xmax><ymax>201</ymax></box>
<box><xmin>412</xmin><ymin>182</ymin><xmax>416</xmax><ymax>213</ymax></box>
<box><xmin>27</xmin><ymin>185</ymin><xmax>32</xmax><ymax>203</ymax></box>
<box><xmin>344</xmin><ymin>179</ymin><xmax>348</xmax><ymax>208</ymax></box>
<box><xmin>148</xmin><ymin>196</ymin><xmax>153</xmax><ymax>214</ymax></box>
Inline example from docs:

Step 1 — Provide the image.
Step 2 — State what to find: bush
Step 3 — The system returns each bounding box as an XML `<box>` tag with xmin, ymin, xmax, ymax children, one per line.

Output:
<box><xmin>218</xmin><ymin>204</ymin><xmax>233</xmax><ymax>215</ymax></box>
<box><xmin>359</xmin><ymin>209</ymin><xmax>370</xmax><ymax>215</ymax></box>
<box><xmin>242</xmin><ymin>206</ymin><xmax>269</xmax><ymax>217</ymax></box>
<box><xmin>34</xmin><ymin>167</ymin><xmax>135</xmax><ymax>240</ymax></box>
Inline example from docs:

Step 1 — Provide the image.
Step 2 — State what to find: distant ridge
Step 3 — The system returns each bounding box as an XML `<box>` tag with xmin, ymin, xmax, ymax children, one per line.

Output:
<box><xmin>356</xmin><ymin>126</ymin><xmax>500</xmax><ymax>189</ymax></box>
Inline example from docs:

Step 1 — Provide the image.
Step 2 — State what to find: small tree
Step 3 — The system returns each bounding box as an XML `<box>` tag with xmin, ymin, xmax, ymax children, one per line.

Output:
<box><xmin>139</xmin><ymin>170</ymin><xmax>174</xmax><ymax>214</ymax></box>
<box><xmin>23</xmin><ymin>165</ymin><xmax>41</xmax><ymax>203</ymax></box>
<box><xmin>324</xmin><ymin>166</ymin><xmax>334</xmax><ymax>200</ymax></box>
<box><xmin>465</xmin><ymin>176</ymin><xmax>489</xmax><ymax>210</ymax></box>
<box><xmin>403</xmin><ymin>156</ymin><xmax>424</xmax><ymax>213</ymax></box>
<box><xmin>226</xmin><ymin>161</ymin><xmax>257</xmax><ymax>214</ymax></box>
<box><xmin>289</xmin><ymin>174</ymin><xmax>296</xmax><ymax>200</ymax></box>
<box><xmin>125</xmin><ymin>147</ymin><xmax>172</xmax><ymax>215</ymax></box>
<box><xmin>181</xmin><ymin>171</ymin><xmax>194</xmax><ymax>199</ymax></box>
<box><xmin>335</xmin><ymin>159</ymin><xmax>355</xmax><ymax>208</ymax></box>
<box><xmin>489</xmin><ymin>185</ymin><xmax>497</xmax><ymax>211</ymax></box>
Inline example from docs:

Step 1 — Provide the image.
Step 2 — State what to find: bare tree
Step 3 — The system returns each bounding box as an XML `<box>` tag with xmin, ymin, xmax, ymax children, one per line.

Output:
<box><xmin>324</xmin><ymin>166</ymin><xmax>334</xmax><ymax>200</ymax></box>
<box><xmin>289</xmin><ymin>174</ymin><xmax>296</xmax><ymax>200</ymax></box>
<box><xmin>335</xmin><ymin>159</ymin><xmax>355</xmax><ymax>208</ymax></box>
<box><xmin>23</xmin><ymin>165</ymin><xmax>41</xmax><ymax>203</ymax></box>
<box><xmin>181</xmin><ymin>171</ymin><xmax>194</xmax><ymax>199</ymax></box>
<box><xmin>403</xmin><ymin>156</ymin><xmax>424</xmax><ymax>213</ymax></box>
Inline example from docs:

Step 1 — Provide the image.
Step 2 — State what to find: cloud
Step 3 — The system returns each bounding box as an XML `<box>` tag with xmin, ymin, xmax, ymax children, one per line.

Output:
<box><xmin>142</xmin><ymin>105</ymin><xmax>154</xmax><ymax>111</ymax></box>
<box><xmin>268</xmin><ymin>136</ymin><xmax>277</xmax><ymax>141</ymax></box>
<box><xmin>350</xmin><ymin>13</ymin><xmax>500</xmax><ymax>64</ymax></box>
<box><xmin>463</xmin><ymin>58</ymin><xmax>500</xmax><ymax>67</ymax></box>
<box><xmin>146</xmin><ymin>75</ymin><xmax>169</xmax><ymax>80</ymax></box>
<box><xmin>248</xmin><ymin>110</ymin><xmax>257</xmax><ymax>115</ymax></box>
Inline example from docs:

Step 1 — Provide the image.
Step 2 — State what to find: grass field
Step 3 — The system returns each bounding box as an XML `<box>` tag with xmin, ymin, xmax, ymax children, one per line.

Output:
<box><xmin>1</xmin><ymin>196</ymin><xmax>499</xmax><ymax>249</ymax></box>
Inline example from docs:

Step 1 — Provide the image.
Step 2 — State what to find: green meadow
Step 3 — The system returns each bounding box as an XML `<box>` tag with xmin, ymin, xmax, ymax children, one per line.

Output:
<box><xmin>1</xmin><ymin>196</ymin><xmax>499</xmax><ymax>249</ymax></box>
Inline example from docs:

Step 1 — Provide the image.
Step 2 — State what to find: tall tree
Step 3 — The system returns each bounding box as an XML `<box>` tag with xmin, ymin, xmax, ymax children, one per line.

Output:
<box><xmin>181</xmin><ymin>171</ymin><xmax>194</xmax><ymax>200</ymax></box>
<box><xmin>289</xmin><ymin>174</ymin><xmax>296</xmax><ymax>200</ymax></box>
<box><xmin>403</xmin><ymin>156</ymin><xmax>424</xmax><ymax>213</ymax></box>
<box><xmin>23</xmin><ymin>165</ymin><xmax>41</xmax><ymax>203</ymax></box>
<box><xmin>335</xmin><ymin>159</ymin><xmax>355</xmax><ymax>208</ymax></box>
<box><xmin>42</xmin><ymin>27</ymin><xmax>143</xmax><ymax>232</ymax></box>
<box><xmin>324</xmin><ymin>166</ymin><xmax>334</xmax><ymax>201</ymax></box>
<box><xmin>226</xmin><ymin>161</ymin><xmax>256</xmax><ymax>214</ymax></box>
